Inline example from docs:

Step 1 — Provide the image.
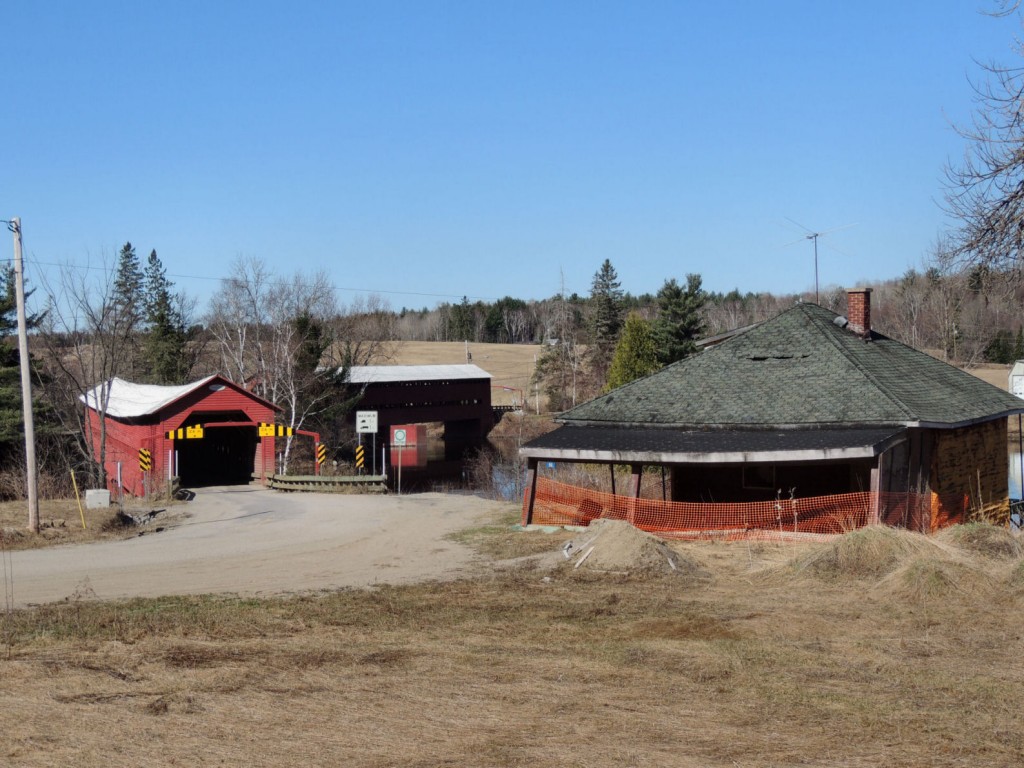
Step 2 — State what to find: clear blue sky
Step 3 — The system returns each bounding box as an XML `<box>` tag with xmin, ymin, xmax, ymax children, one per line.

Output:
<box><xmin>2</xmin><ymin>1</ymin><xmax>1018</xmax><ymax>312</ymax></box>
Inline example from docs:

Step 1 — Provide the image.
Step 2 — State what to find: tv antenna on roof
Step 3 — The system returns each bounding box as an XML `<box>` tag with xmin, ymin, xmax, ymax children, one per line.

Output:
<box><xmin>782</xmin><ymin>218</ymin><xmax>857</xmax><ymax>304</ymax></box>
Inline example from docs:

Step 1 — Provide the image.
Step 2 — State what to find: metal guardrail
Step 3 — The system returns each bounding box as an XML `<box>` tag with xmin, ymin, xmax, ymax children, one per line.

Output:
<box><xmin>264</xmin><ymin>474</ymin><xmax>387</xmax><ymax>493</ymax></box>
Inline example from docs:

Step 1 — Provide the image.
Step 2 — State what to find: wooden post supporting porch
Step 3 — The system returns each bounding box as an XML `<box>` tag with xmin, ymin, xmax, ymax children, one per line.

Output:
<box><xmin>523</xmin><ymin>457</ymin><xmax>539</xmax><ymax>525</ymax></box>
<box><xmin>627</xmin><ymin>463</ymin><xmax>642</xmax><ymax>525</ymax></box>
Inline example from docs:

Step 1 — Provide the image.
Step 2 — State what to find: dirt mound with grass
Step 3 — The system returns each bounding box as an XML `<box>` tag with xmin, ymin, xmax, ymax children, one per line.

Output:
<box><xmin>874</xmin><ymin>554</ymin><xmax>995</xmax><ymax>603</ymax></box>
<box><xmin>554</xmin><ymin>519</ymin><xmax>703</xmax><ymax>576</ymax></box>
<box><xmin>935</xmin><ymin>523</ymin><xmax>1023</xmax><ymax>560</ymax></box>
<box><xmin>789</xmin><ymin>526</ymin><xmax>946</xmax><ymax>580</ymax></box>
<box><xmin>1008</xmin><ymin>559</ymin><xmax>1024</xmax><ymax>592</ymax></box>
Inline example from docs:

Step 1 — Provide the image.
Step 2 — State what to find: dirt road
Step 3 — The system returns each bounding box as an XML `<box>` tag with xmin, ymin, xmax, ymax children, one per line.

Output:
<box><xmin>6</xmin><ymin>487</ymin><xmax>508</xmax><ymax>607</ymax></box>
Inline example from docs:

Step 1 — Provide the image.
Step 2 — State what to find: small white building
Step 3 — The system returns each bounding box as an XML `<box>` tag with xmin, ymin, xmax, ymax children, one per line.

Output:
<box><xmin>1009</xmin><ymin>360</ymin><xmax>1024</xmax><ymax>398</ymax></box>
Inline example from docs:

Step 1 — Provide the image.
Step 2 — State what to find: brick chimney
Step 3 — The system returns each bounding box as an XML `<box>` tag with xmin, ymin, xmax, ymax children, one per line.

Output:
<box><xmin>846</xmin><ymin>288</ymin><xmax>872</xmax><ymax>338</ymax></box>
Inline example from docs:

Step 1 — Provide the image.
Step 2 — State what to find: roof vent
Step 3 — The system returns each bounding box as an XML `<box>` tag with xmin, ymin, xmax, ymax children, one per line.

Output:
<box><xmin>833</xmin><ymin>315</ymin><xmax>848</xmax><ymax>328</ymax></box>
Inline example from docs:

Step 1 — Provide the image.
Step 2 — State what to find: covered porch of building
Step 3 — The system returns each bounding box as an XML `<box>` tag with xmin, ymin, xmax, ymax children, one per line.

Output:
<box><xmin>519</xmin><ymin>425</ymin><xmax>942</xmax><ymax>537</ymax></box>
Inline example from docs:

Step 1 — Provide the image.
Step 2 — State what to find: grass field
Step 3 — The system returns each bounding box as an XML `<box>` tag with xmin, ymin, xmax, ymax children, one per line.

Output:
<box><xmin>2</xmin><ymin>510</ymin><xmax>1023</xmax><ymax>767</ymax></box>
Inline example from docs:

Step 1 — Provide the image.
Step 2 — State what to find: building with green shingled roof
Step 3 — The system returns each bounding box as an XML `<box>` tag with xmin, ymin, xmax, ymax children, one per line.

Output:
<box><xmin>521</xmin><ymin>290</ymin><xmax>1024</xmax><ymax>531</ymax></box>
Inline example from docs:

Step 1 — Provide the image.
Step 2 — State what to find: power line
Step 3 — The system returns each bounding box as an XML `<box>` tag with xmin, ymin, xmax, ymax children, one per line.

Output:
<box><xmin>24</xmin><ymin>257</ymin><xmax>505</xmax><ymax>304</ymax></box>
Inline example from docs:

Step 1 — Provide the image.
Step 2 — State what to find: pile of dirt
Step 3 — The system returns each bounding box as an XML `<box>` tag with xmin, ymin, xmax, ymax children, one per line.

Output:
<box><xmin>935</xmin><ymin>523</ymin><xmax>1023</xmax><ymax>560</ymax></box>
<box><xmin>555</xmin><ymin>519</ymin><xmax>702</xmax><ymax>576</ymax></box>
<box><xmin>790</xmin><ymin>526</ymin><xmax>947</xmax><ymax>580</ymax></box>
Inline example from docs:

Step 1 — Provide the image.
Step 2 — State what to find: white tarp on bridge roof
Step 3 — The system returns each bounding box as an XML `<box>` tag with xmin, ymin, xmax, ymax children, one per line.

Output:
<box><xmin>346</xmin><ymin>364</ymin><xmax>492</xmax><ymax>384</ymax></box>
<box><xmin>79</xmin><ymin>376</ymin><xmax>219</xmax><ymax>419</ymax></box>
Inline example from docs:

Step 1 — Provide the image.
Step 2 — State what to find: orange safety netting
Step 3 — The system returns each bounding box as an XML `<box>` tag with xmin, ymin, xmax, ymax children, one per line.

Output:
<box><xmin>522</xmin><ymin>477</ymin><xmax>941</xmax><ymax>540</ymax></box>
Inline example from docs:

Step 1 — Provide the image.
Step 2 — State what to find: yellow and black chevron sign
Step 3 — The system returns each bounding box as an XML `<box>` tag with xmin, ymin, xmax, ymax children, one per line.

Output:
<box><xmin>138</xmin><ymin>448</ymin><xmax>152</xmax><ymax>472</ymax></box>
<box><xmin>355</xmin><ymin>445</ymin><xmax>365</xmax><ymax>469</ymax></box>
<box><xmin>316</xmin><ymin>443</ymin><xmax>327</xmax><ymax>465</ymax></box>
<box><xmin>165</xmin><ymin>425</ymin><xmax>205</xmax><ymax>440</ymax></box>
<box><xmin>258</xmin><ymin>423</ymin><xmax>294</xmax><ymax>438</ymax></box>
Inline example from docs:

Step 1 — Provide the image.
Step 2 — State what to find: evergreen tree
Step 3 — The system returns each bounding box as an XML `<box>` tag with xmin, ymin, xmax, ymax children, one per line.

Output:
<box><xmin>590</xmin><ymin>259</ymin><xmax>624</xmax><ymax>346</ymax></box>
<box><xmin>110</xmin><ymin>242</ymin><xmax>146</xmax><ymax>378</ymax></box>
<box><xmin>588</xmin><ymin>259</ymin><xmax>624</xmax><ymax>383</ymax></box>
<box><xmin>0</xmin><ymin>265</ymin><xmax>51</xmax><ymax>465</ymax></box>
<box><xmin>449</xmin><ymin>296</ymin><xmax>475</xmax><ymax>341</ymax></box>
<box><xmin>113</xmin><ymin>242</ymin><xmax>144</xmax><ymax>326</ymax></box>
<box><xmin>0</xmin><ymin>266</ymin><xmax>24</xmax><ymax>451</ymax></box>
<box><xmin>605</xmin><ymin>312</ymin><xmax>660</xmax><ymax>391</ymax></box>
<box><xmin>143</xmin><ymin>250</ymin><xmax>188</xmax><ymax>383</ymax></box>
<box><xmin>1015</xmin><ymin>327</ymin><xmax>1024</xmax><ymax>361</ymax></box>
<box><xmin>652</xmin><ymin>274</ymin><xmax>706</xmax><ymax>365</ymax></box>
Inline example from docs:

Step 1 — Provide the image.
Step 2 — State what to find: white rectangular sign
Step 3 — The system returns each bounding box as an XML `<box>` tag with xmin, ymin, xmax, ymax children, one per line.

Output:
<box><xmin>356</xmin><ymin>410</ymin><xmax>378</xmax><ymax>434</ymax></box>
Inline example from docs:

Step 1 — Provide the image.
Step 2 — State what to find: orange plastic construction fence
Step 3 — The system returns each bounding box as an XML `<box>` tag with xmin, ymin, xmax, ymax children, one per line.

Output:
<box><xmin>522</xmin><ymin>477</ymin><xmax>959</xmax><ymax>540</ymax></box>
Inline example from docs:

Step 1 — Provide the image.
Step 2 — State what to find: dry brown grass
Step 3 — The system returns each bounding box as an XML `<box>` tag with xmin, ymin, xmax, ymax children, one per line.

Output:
<box><xmin>935</xmin><ymin>521</ymin><xmax>1024</xmax><ymax>559</ymax></box>
<box><xmin>788</xmin><ymin>524</ymin><xmax>943</xmax><ymax>580</ymax></box>
<box><xmin>0</xmin><ymin>497</ymin><xmax>183</xmax><ymax>551</ymax></box>
<box><xmin>2</xmin><ymin>518</ymin><xmax>1024</xmax><ymax>767</ymax></box>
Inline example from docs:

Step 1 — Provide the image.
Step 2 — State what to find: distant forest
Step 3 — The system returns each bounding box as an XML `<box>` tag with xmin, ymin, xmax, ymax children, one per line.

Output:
<box><xmin>388</xmin><ymin>265</ymin><xmax>1024</xmax><ymax>368</ymax></box>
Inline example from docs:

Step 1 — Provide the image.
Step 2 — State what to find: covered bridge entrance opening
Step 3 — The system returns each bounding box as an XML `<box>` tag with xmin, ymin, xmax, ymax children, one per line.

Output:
<box><xmin>174</xmin><ymin>411</ymin><xmax>260</xmax><ymax>487</ymax></box>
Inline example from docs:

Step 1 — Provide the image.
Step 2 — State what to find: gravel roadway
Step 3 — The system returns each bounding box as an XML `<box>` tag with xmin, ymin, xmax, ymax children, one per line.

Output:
<box><xmin>6</xmin><ymin>487</ymin><xmax>506</xmax><ymax>607</ymax></box>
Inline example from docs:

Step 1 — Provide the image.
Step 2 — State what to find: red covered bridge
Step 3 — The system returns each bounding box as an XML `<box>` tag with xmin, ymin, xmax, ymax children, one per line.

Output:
<box><xmin>81</xmin><ymin>375</ymin><xmax>284</xmax><ymax>496</ymax></box>
<box><xmin>346</xmin><ymin>364</ymin><xmax>497</xmax><ymax>457</ymax></box>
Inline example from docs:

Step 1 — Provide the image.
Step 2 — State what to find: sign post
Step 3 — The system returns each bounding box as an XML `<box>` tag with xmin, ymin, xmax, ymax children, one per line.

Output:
<box><xmin>356</xmin><ymin>411</ymin><xmax>379</xmax><ymax>476</ymax></box>
<box><xmin>393</xmin><ymin>427</ymin><xmax>406</xmax><ymax>495</ymax></box>
<box><xmin>139</xmin><ymin>448</ymin><xmax>152</xmax><ymax>501</ymax></box>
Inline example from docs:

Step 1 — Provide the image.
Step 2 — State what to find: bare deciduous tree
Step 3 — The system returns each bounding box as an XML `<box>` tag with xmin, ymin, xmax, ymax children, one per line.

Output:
<box><xmin>207</xmin><ymin>257</ymin><xmax>343</xmax><ymax>471</ymax></box>
<box><xmin>37</xmin><ymin>259</ymin><xmax>142</xmax><ymax>486</ymax></box>
<box><xmin>944</xmin><ymin>6</ymin><xmax>1024</xmax><ymax>275</ymax></box>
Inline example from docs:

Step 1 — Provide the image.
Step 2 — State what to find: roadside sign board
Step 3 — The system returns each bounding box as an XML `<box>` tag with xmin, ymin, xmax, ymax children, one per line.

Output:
<box><xmin>166</xmin><ymin>426</ymin><xmax>205</xmax><ymax>440</ymax></box>
<box><xmin>356</xmin><ymin>411</ymin><xmax>378</xmax><ymax>434</ymax></box>
<box><xmin>393</xmin><ymin>428</ymin><xmax>407</xmax><ymax>446</ymax></box>
<box><xmin>258</xmin><ymin>423</ymin><xmax>293</xmax><ymax>437</ymax></box>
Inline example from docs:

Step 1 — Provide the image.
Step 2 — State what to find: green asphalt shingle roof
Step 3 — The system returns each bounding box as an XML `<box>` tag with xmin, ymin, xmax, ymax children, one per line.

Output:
<box><xmin>559</xmin><ymin>302</ymin><xmax>1024</xmax><ymax>429</ymax></box>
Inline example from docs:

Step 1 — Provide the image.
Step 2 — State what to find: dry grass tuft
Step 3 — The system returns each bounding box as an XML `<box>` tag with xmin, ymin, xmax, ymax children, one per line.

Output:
<box><xmin>876</xmin><ymin>555</ymin><xmax>993</xmax><ymax>603</ymax></box>
<box><xmin>935</xmin><ymin>522</ymin><xmax>1023</xmax><ymax>560</ymax></box>
<box><xmin>629</xmin><ymin>615</ymin><xmax>739</xmax><ymax>641</ymax></box>
<box><xmin>1008</xmin><ymin>558</ymin><xmax>1024</xmax><ymax>591</ymax></box>
<box><xmin>788</xmin><ymin>525</ymin><xmax>941</xmax><ymax>580</ymax></box>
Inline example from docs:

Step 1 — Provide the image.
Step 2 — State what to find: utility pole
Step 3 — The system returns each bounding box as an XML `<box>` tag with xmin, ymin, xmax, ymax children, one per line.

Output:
<box><xmin>808</xmin><ymin>232</ymin><xmax>820</xmax><ymax>305</ymax></box>
<box><xmin>9</xmin><ymin>218</ymin><xmax>39</xmax><ymax>532</ymax></box>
